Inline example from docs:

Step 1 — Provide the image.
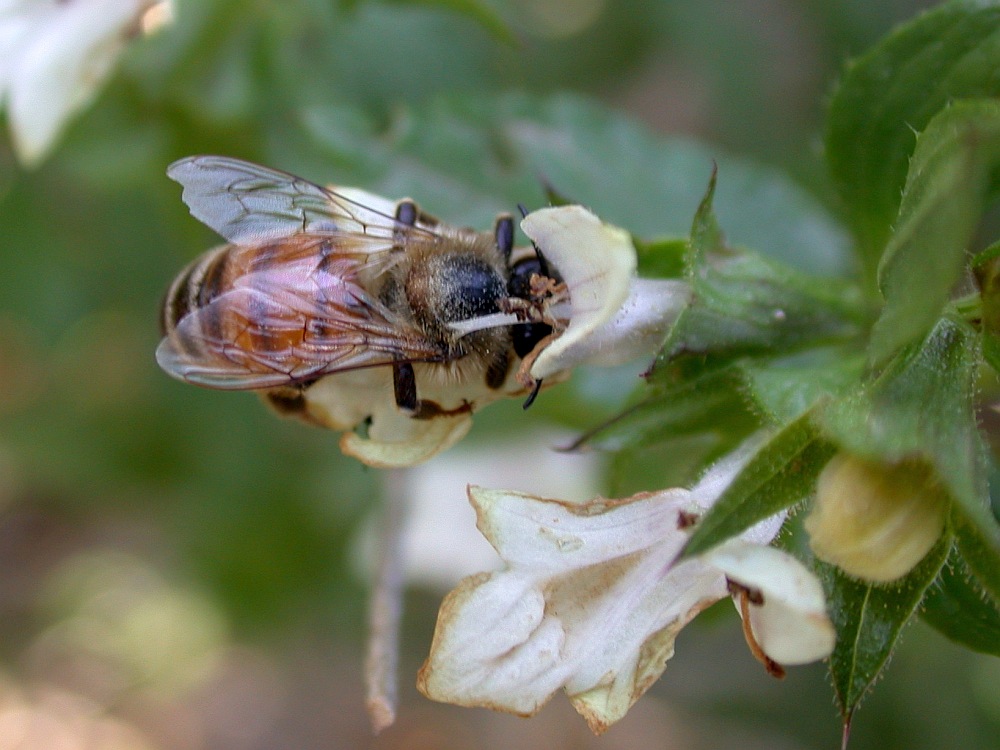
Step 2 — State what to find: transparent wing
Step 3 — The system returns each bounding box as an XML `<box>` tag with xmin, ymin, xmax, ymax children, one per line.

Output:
<box><xmin>156</xmin><ymin>246</ymin><xmax>443</xmax><ymax>390</ymax></box>
<box><xmin>167</xmin><ymin>155</ymin><xmax>435</xmax><ymax>247</ymax></box>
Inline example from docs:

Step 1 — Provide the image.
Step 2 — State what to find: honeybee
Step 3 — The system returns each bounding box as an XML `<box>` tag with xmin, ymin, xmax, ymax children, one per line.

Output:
<box><xmin>157</xmin><ymin>156</ymin><xmax>559</xmax><ymax>431</ymax></box>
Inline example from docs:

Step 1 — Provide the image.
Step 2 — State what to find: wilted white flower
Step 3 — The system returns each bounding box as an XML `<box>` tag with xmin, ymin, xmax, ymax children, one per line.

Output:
<box><xmin>417</xmin><ymin>442</ymin><xmax>835</xmax><ymax>733</ymax></box>
<box><xmin>0</xmin><ymin>0</ymin><xmax>171</xmax><ymax>165</ymax></box>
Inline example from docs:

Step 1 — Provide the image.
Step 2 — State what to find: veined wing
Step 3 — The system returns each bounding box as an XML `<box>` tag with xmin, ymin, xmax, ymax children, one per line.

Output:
<box><xmin>156</xmin><ymin>244</ymin><xmax>443</xmax><ymax>390</ymax></box>
<box><xmin>167</xmin><ymin>155</ymin><xmax>438</xmax><ymax>248</ymax></box>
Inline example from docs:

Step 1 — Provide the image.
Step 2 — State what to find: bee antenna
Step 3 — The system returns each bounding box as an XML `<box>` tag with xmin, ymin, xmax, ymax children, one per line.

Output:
<box><xmin>522</xmin><ymin>378</ymin><xmax>543</xmax><ymax>410</ymax></box>
<box><xmin>515</xmin><ymin>203</ymin><xmax>552</xmax><ymax>278</ymax></box>
<box><xmin>534</xmin><ymin>245</ymin><xmax>551</xmax><ymax>278</ymax></box>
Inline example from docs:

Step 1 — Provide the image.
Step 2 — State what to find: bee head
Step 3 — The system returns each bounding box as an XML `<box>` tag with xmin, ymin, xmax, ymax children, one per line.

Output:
<box><xmin>507</xmin><ymin>255</ymin><xmax>556</xmax><ymax>359</ymax></box>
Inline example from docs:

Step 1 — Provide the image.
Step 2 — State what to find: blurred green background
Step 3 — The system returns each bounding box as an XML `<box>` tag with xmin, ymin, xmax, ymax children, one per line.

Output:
<box><xmin>1</xmin><ymin>1</ymin><xmax>997</xmax><ymax>748</ymax></box>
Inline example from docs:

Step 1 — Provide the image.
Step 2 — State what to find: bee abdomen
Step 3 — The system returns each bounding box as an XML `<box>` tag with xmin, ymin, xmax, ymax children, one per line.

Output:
<box><xmin>160</xmin><ymin>255</ymin><xmax>199</xmax><ymax>337</ymax></box>
<box><xmin>160</xmin><ymin>246</ymin><xmax>233</xmax><ymax>354</ymax></box>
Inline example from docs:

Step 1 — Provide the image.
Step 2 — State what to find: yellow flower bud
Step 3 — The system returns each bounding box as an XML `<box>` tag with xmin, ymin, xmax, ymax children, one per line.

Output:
<box><xmin>805</xmin><ymin>454</ymin><xmax>948</xmax><ymax>583</ymax></box>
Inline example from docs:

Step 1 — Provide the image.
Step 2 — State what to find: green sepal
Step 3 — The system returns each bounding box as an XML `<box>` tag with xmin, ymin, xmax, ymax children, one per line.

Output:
<box><xmin>823</xmin><ymin>532</ymin><xmax>952</xmax><ymax>721</ymax></box>
<box><xmin>741</xmin><ymin>348</ymin><xmax>866</xmax><ymax>424</ymax></box>
<box><xmin>982</xmin><ymin>332</ymin><xmax>1000</xmax><ymax>375</ymax></box>
<box><xmin>870</xmin><ymin>100</ymin><xmax>1000</xmax><ymax>363</ymax></box>
<box><xmin>679</xmin><ymin>409</ymin><xmax>836</xmax><ymax>558</ymax></box>
<box><xmin>973</xmin><ymin>240</ymin><xmax>1000</xmax><ymax>362</ymax></box>
<box><xmin>662</xmin><ymin>253</ymin><xmax>859</xmax><ymax>359</ymax></box>
<box><xmin>954</xmin><ymin>511</ymin><xmax>1000</xmax><ymax>603</ymax></box>
<box><xmin>687</xmin><ymin>164</ymin><xmax>724</xmax><ymax>266</ymax></box>
<box><xmin>921</xmin><ymin>544</ymin><xmax>1000</xmax><ymax>656</ymax></box>
<box><xmin>826</xmin><ymin>0</ymin><xmax>1000</xmax><ymax>277</ymax></box>
<box><xmin>652</xmin><ymin>172</ymin><xmax>860</xmax><ymax>371</ymax></box>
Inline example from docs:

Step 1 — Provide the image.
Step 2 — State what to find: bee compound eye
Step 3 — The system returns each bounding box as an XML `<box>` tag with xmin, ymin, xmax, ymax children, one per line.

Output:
<box><xmin>507</xmin><ymin>257</ymin><xmax>544</xmax><ymax>299</ymax></box>
<box><xmin>512</xmin><ymin>322</ymin><xmax>553</xmax><ymax>359</ymax></box>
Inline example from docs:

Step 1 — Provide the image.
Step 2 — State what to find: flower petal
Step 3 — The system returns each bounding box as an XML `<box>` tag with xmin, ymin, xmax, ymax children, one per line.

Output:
<box><xmin>389</xmin><ymin>434</ymin><xmax>602</xmax><ymax>589</ymax></box>
<box><xmin>340</xmin><ymin>412</ymin><xmax>472</xmax><ymax>468</ymax></box>
<box><xmin>706</xmin><ymin>540</ymin><xmax>835</xmax><ymax>665</ymax></box>
<box><xmin>575</xmin><ymin>277</ymin><xmax>691</xmax><ymax>367</ymax></box>
<box><xmin>520</xmin><ymin>206</ymin><xmax>634</xmax><ymax>380</ymax></box>
<box><xmin>418</xmin><ymin>438</ymin><xmax>825</xmax><ymax>732</ymax></box>
<box><xmin>469</xmin><ymin>485</ymin><xmax>694</xmax><ymax>571</ymax></box>
<box><xmin>418</xmin><ymin>485</ymin><xmax>731</xmax><ymax>733</ymax></box>
<box><xmin>302</xmin><ymin>365</ymin><xmax>498</xmax><ymax>468</ymax></box>
<box><xmin>0</xmin><ymin>1</ymin><xmax>51</xmax><ymax>97</ymax></box>
<box><xmin>520</xmin><ymin>206</ymin><xmax>690</xmax><ymax>379</ymax></box>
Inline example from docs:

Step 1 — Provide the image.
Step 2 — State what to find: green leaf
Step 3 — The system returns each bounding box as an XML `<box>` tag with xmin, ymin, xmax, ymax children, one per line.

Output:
<box><xmin>606</xmin><ymin>434</ymin><xmax>728</xmax><ymax>497</ymax></box>
<box><xmin>385</xmin><ymin>0</ymin><xmax>516</xmax><ymax>45</ymax></box>
<box><xmin>824</xmin><ymin>317</ymin><xmax>994</xmax><ymax>546</ymax></box>
<box><xmin>680</xmin><ymin>410</ymin><xmax>836</xmax><ymax>558</ymax></box>
<box><xmin>742</xmin><ymin>348</ymin><xmax>866</xmax><ymax>423</ymax></box>
<box><xmin>282</xmin><ymin>93</ymin><xmax>851</xmax><ymax>276</ymax></box>
<box><xmin>870</xmin><ymin>100</ymin><xmax>1000</xmax><ymax>363</ymax></box>
<box><xmin>823</xmin><ymin>532</ymin><xmax>951</xmax><ymax>721</ymax></box>
<box><xmin>826</xmin><ymin>0</ymin><xmax>1000</xmax><ymax>278</ymax></box>
<box><xmin>921</xmin><ymin>545</ymin><xmax>1000</xmax><ymax>656</ymax></box>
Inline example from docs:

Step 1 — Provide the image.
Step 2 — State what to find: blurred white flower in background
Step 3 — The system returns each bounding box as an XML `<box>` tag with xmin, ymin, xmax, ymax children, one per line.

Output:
<box><xmin>0</xmin><ymin>0</ymin><xmax>172</xmax><ymax>166</ymax></box>
<box><xmin>0</xmin><ymin>681</ymin><xmax>157</xmax><ymax>750</ymax></box>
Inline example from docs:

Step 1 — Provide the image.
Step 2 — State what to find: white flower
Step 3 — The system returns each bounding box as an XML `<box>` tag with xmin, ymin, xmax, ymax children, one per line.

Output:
<box><xmin>518</xmin><ymin>205</ymin><xmax>691</xmax><ymax>381</ymax></box>
<box><xmin>417</xmin><ymin>442</ymin><xmax>835</xmax><ymax>733</ymax></box>
<box><xmin>0</xmin><ymin>0</ymin><xmax>170</xmax><ymax>166</ymax></box>
<box><xmin>301</xmin><ymin>363</ymin><xmax>479</xmax><ymax>469</ymax></box>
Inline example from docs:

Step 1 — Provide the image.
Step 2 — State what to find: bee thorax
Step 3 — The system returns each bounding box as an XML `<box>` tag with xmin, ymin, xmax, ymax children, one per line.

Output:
<box><xmin>406</xmin><ymin>253</ymin><xmax>507</xmax><ymax>341</ymax></box>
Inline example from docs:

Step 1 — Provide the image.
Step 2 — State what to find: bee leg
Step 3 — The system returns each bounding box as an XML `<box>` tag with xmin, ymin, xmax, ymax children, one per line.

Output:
<box><xmin>522</xmin><ymin>378</ymin><xmax>543</xmax><ymax>410</ymax></box>
<box><xmin>392</xmin><ymin>361</ymin><xmax>420</xmax><ymax>412</ymax></box>
<box><xmin>484</xmin><ymin>349</ymin><xmax>511</xmax><ymax>390</ymax></box>
<box><xmin>392</xmin><ymin>361</ymin><xmax>472</xmax><ymax>420</ymax></box>
<box><xmin>494</xmin><ymin>214</ymin><xmax>514</xmax><ymax>262</ymax></box>
<box><xmin>395</xmin><ymin>200</ymin><xmax>418</xmax><ymax>227</ymax></box>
